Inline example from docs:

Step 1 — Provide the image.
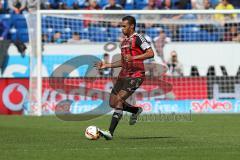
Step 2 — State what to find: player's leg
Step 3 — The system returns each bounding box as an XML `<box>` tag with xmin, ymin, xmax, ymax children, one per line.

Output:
<box><xmin>99</xmin><ymin>78</ymin><xmax>124</xmax><ymax>140</ymax></box>
<box><xmin>98</xmin><ymin>91</ymin><xmax>129</xmax><ymax>140</ymax></box>
<box><xmin>108</xmin><ymin>90</ymin><xmax>132</xmax><ymax>135</ymax></box>
<box><xmin>129</xmin><ymin>105</ymin><xmax>143</xmax><ymax>125</ymax></box>
<box><xmin>120</xmin><ymin>77</ymin><xmax>144</xmax><ymax>114</ymax></box>
<box><xmin>122</xmin><ymin>101</ymin><xmax>139</xmax><ymax>114</ymax></box>
<box><xmin>121</xmin><ymin>77</ymin><xmax>144</xmax><ymax>125</ymax></box>
<box><xmin>99</xmin><ymin>78</ymin><xmax>143</xmax><ymax>139</ymax></box>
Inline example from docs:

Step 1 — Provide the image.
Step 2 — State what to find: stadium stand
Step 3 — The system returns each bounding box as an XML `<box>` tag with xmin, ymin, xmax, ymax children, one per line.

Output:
<box><xmin>41</xmin><ymin>0</ymin><xmax>240</xmax><ymax>10</ymax></box>
<box><xmin>40</xmin><ymin>13</ymin><xmax>239</xmax><ymax>43</ymax></box>
<box><xmin>0</xmin><ymin>0</ymin><xmax>239</xmax><ymax>43</ymax></box>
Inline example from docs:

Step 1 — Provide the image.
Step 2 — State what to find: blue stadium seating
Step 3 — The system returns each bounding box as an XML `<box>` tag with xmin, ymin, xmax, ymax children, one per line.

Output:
<box><xmin>124</xmin><ymin>0</ymin><xmax>134</xmax><ymax>9</ymax></box>
<box><xmin>200</xmin><ymin>31</ymin><xmax>220</xmax><ymax>41</ymax></box>
<box><xmin>89</xmin><ymin>26</ymin><xmax>108</xmax><ymax>42</ymax></box>
<box><xmin>79</xmin><ymin>28</ymin><xmax>90</xmax><ymax>40</ymax></box>
<box><xmin>135</xmin><ymin>0</ymin><xmax>148</xmax><ymax>9</ymax></box>
<box><xmin>179</xmin><ymin>26</ymin><xmax>201</xmax><ymax>41</ymax></box>
<box><xmin>146</xmin><ymin>27</ymin><xmax>161</xmax><ymax>39</ymax></box>
<box><xmin>61</xmin><ymin>27</ymin><xmax>72</xmax><ymax>40</ymax></box>
<box><xmin>62</xmin><ymin>0</ymin><xmax>76</xmax><ymax>8</ymax></box>
<box><xmin>210</xmin><ymin>0</ymin><xmax>220</xmax><ymax>7</ymax></box>
<box><xmin>99</xmin><ymin>0</ymin><xmax>109</xmax><ymax>8</ymax></box>
<box><xmin>68</xmin><ymin>19</ymin><xmax>83</xmax><ymax>32</ymax></box>
<box><xmin>108</xmin><ymin>27</ymin><xmax>121</xmax><ymax>42</ymax></box>
<box><xmin>179</xmin><ymin>25</ymin><xmax>221</xmax><ymax>42</ymax></box>
<box><xmin>162</xmin><ymin>27</ymin><xmax>173</xmax><ymax>39</ymax></box>
<box><xmin>44</xmin><ymin>16</ymin><xmax>66</xmax><ymax>31</ymax></box>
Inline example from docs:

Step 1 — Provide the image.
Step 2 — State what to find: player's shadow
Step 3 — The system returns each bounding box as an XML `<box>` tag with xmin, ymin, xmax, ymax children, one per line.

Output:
<box><xmin>126</xmin><ymin>136</ymin><xmax>176</xmax><ymax>140</ymax></box>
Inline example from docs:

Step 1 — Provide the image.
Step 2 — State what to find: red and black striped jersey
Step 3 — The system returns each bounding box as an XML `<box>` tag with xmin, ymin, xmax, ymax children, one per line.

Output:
<box><xmin>119</xmin><ymin>33</ymin><xmax>151</xmax><ymax>78</ymax></box>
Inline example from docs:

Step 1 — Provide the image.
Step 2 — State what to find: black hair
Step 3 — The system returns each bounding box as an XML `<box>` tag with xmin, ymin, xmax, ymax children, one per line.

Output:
<box><xmin>73</xmin><ymin>32</ymin><xmax>79</xmax><ymax>35</ymax></box>
<box><xmin>103</xmin><ymin>53</ymin><xmax>109</xmax><ymax>57</ymax></box>
<box><xmin>122</xmin><ymin>15</ymin><xmax>136</xmax><ymax>30</ymax></box>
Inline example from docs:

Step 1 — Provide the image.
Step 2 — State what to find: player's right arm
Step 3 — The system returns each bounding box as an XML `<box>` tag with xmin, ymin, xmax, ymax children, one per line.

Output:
<box><xmin>95</xmin><ymin>60</ymin><xmax>122</xmax><ymax>69</ymax></box>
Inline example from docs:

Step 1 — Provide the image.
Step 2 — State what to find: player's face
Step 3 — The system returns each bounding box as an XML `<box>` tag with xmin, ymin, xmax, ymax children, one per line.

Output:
<box><xmin>121</xmin><ymin>20</ymin><xmax>132</xmax><ymax>36</ymax></box>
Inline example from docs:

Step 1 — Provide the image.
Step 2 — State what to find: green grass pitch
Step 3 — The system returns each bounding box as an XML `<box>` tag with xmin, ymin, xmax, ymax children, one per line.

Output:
<box><xmin>0</xmin><ymin>114</ymin><xmax>240</xmax><ymax>160</ymax></box>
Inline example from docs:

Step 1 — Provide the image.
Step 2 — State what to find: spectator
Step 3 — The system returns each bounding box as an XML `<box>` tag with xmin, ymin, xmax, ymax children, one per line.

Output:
<box><xmin>59</xmin><ymin>2</ymin><xmax>68</xmax><ymax>9</ymax></box>
<box><xmin>0</xmin><ymin>39</ymin><xmax>26</xmax><ymax>75</ymax></box>
<box><xmin>154</xmin><ymin>28</ymin><xmax>170</xmax><ymax>63</ymax></box>
<box><xmin>155</xmin><ymin>0</ymin><xmax>164</xmax><ymax>9</ymax></box>
<box><xmin>103</xmin><ymin>0</ymin><xmax>123</xmax><ymax>10</ymax></box>
<box><xmin>161</xmin><ymin>1</ymin><xmax>184</xmax><ymax>41</ymax></box>
<box><xmin>0</xmin><ymin>19</ymin><xmax>10</xmax><ymax>40</ymax></box>
<box><xmin>197</xmin><ymin>0</ymin><xmax>213</xmax><ymax>19</ymax></box>
<box><xmin>0</xmin><ymin>0</ymin><xmax>7</xmax><ymax>13</ymax></box>
<box><xmin>224</xmin><ymin>23</ymin><xmax>239</xmax><ymax>41</ymax></box>
<box><xmin>163</xmin><ymin>0</ymin><xmax>190</xmax><ymax>9</ymax></box>
<box><xmin>41</xmin><ymin>0</ymin><xmax>51</xmax><ymax>9</ymax></box>
<box><xmin>85</xmin><ymin>0</ymin><xmax>100</xmax><ymax>9</ymax></box>
<box><xmin>8</xmin><ymin>0</ymin><xmax>27</xmax><ymax>14</ymax></box>
<box><xmin>228</xmin><ymin>0</ymin><xmax>240</xmax><ymax>9</ymax></box>
<box><xmin>192</xmin><ymin>0</ymin><xmax>213</xmax><ymax>10</ymax></box>
<box><xmin>73</xmin><ymin>0</ymin><xmax>87</xmax><ymax>9</ymax></box>
<box><xmin>67</xmin><ymin>32</ymin><xmax>90</xmax><ymax>43</ymax></box>
<box><xmin>175</xmin><ymin>0</ymin><xmax>190</xmax><ymax>9</ymax></box>
<box><xmin>198</xmin><ymin>0</ymin><xmax>216</xmax><ymax>32</ymax></box>
<box><xmin>47</xmin><ymin>0</ymin><xmax>63</xmax><ymax>9</ymax></box>
<box><xmin>118</xmin><ymin>0</ymin><xmax>130</xmax><ymax>8</ymax></box>
<box><xmin>162</xmin><ymin>0</ymin><xmax>172</xmax><ymax>9</ymax></box>
<box><xmin>232</xmin><ymin>34</ymin><xmax>240</xmax><ymax>42</ymax></box>
<box><xmin>166</xmin><ymin>50</ymin><xmax>183</xmax><ymax>76</ymax></box>
<box><xmin>83</xmin><ymin>0</ymin><xmax>101</xmax><ymax>27</ymax></box>
<box><xmin>215</xmin><ymin>0</ymin><xmax>237</xmax><ymax>21</ymax></box>
<box><xmin>26</xmin><ymin>0</ymin><xmax>38</xmax><ymax>13</ymax></box>
<box><xmin>68</xmin><ymin>32</ymin><xmax>81</xmax><ymax>43</ymax></box>
<box><xmin>139</xmin><ymin>0</ymin><xmax>160</xmax><ymax>28</ymax></box>
<box><xmin>42</xmin><ymin>34</ymin><xmax>49</xmax><ymax>43</ymax></box>
<box><xmin>191</xmin><ymin>0</ymin><xmax>204</xmax><ymax>9</ymax></box>
<box><xmin>51</xmin><ymin>31</ymin><xmax>64</xmax><ymax>43</ymax></box>
<box><xmin>202</xmin><ymin>0</ymin><xmax>213</xmax><ymax>10</ymax></box>
<box><xmin>103</xmin><ymin>0</ymin><xmax>122</xmax><ymax>27</ymax></box>
<box><xmin>144</xmin><ymin>0</ymin><xmax>158</xmax><ymax>9</ymax></box>
<box><xmin>98</xmin><ymin>53</ymin><xmax>113</xmax><ymax>77</ymax></box>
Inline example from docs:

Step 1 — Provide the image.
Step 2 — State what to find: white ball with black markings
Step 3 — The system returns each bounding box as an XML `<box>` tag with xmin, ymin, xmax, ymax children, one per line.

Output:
<box><xmin>85</xmin><ymin>126</ymin><xmax>100</xmax><ymax>140</ymax></box>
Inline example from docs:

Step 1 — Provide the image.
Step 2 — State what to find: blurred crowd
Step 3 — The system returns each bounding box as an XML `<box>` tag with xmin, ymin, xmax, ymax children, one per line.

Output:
<box><xmin>40</xmin><ymin>0</ymin><xmax>240</xmax><ymax>10</ymax></box>
<box><xmin>0</xmin><ymin>0</ymin><xmax>238</xmax><ymax>14</ymax></box>
<box><xmin>0</xmin><ymin>0</ymin><xmax>37</xmax><ymax>14</ymax></box>
<box><xmin>39</xmin><ymin>0</ymin><xmax>239</xmax><ymax>44</ymax></box>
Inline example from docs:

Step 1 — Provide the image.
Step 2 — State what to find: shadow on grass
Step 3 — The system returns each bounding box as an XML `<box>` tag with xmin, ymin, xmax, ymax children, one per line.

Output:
<box><xmin>125</xmin><ymin>136</ymin><xmax>177</xmax><ymax>140</ymax></box>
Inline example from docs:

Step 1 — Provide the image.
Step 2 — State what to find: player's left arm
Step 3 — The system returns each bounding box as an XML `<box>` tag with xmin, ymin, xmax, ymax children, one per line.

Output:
<box><xmin>124</xmin><ymin>34</ymin><xmax>154</xmax><ymax>62</ymax></box>
<box><xmin>132</xmin><ymin>48</ymin><xmax>154</xmax><ymax>60</ymax></box>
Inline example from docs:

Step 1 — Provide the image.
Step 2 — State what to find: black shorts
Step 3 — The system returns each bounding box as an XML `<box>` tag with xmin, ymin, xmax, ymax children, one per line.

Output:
<box><xmin>111</xmin><ymin>77</ymin><xmax>144</xmax><ymax>95</ymax></box>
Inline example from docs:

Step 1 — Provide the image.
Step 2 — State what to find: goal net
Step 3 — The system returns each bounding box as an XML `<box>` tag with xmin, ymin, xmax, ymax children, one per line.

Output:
<box><xmin>27</xmin><ymin>10</ymin><xmax>240</xmax><ymax>117</ymax></box>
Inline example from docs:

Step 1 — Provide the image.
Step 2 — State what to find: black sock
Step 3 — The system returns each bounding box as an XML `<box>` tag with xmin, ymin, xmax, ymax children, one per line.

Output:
<box><xmin>109</xmin><ymin>109</ymin><xmax>123</xmax><ymax>135</ymax></box>
<box><xmin>123</xmin><ymin>102</ymin><xmax>139</xmax><ymax>114</ymax></box>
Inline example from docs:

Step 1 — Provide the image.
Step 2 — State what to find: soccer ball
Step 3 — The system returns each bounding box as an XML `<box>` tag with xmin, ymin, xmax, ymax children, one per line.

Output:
<box><xmin>85</xmin><ymin>126</ymin><xmax>100</xmax><ymax>140</ymax></box>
